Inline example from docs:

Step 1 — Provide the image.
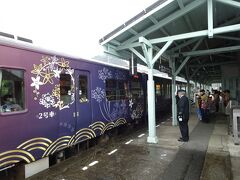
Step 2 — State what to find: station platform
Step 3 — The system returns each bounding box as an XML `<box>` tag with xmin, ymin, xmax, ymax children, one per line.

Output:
<box><xmin>28</xmin><ymin>112</ymin><xmax>240</xmax><ymax>180</ymax></box>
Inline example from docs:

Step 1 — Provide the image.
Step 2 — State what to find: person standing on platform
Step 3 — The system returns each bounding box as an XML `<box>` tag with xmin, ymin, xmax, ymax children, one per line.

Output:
<box><xmin>214</xmin><ymin>90</ymin><xmax>220</xmax><ymax>112</ymax></box>
<box><xmin>177</xmin><ymin>89</ymin><xmax>189</xmax><ymax>142</ymax></box>
<box><xmin>223</xmin><ymin>90</ymin><xmax>230</xmax><ymax>107</ymax></box>
<box><xmin>199</xmin><ymin>89</ymin><xmax>208</xmax><ymax>122</ymax></box>
<box><xmin>195</xmin><ymin>92</ymin><xmax>202</xmax><ymax>121</ymax></box>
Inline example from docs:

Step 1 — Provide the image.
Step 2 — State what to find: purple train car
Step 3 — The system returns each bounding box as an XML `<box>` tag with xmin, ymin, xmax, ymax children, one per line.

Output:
<box><xmin>0</xmin><ymin>36</ymin><xmax>148</xmax><ymax>173</ymax></box>
<box><xmin>0</xmin><ymin>36</ymin><xmax>188</xmax><ymax>175</ymax></box>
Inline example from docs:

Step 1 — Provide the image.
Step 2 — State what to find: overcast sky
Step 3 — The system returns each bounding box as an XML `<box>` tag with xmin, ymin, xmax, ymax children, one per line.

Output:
<box><xmin>0</xmin><ymin>0</ymin><xmax>157</xmax><ymax>58</ymax></box>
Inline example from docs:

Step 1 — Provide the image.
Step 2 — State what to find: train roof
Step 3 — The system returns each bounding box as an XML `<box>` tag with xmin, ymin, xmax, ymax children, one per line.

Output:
<box><xmin>0</xmin><ymin>35</ymin><xmax>191</xmax><ymax>84</ymax></box>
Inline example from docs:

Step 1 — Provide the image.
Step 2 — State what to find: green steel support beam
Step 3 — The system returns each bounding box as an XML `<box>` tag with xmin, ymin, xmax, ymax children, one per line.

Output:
<box><xmin>139</xmin><ymin>37</ymin><xmax>153</xmax><ymax>49</ymax></box>
<box><xmin>139</xmin><ymin>38</ymin><xmax>158</xmax><ymax>144</ymax></box>
<box><xmin>170</xmin><ymin>58</ymin><xmax>177</xmax><ymax>126</ymax></box>
<box><xmin>148</xmin><ymin>16</ymin><xmax>179</xmax><ymax>47</ymax></box>
<box><xmin>175</xmin><ymin>56</ymin><xmax>191</xmax><ymax>76</ymax></box>
<box><xmin>140</xmin><ymin>37</ymin><xmax>173</xmax><ymax>65</ymax></box>
<box><xmin>152</xmin><ymin>40</ymin><xmax>173</xmax><ymax>65</ymax></box>
<box><xmin>208</xmin><ymin>0</ymin><xmax>213</xmax><ymax>38</ymax></box>
<box><xmin>215</xmin><ymin>35</ymin><xmax>240</xmax><ymax>41</ymax></box>
<box><xmin>150</xmin><ymin>23</ymin><xmax>240</xmax><ymax>44</ymax></box>
<box><xmin>172</xmin><ymin>45</ymin><xmax>240</xmax><ymax>57</ymax></box>
<box><xmin>213</xmin><ymin>0</ymin><xmax>217</xmax><ymax>27</ymax></box>
<box><xmin>169</xmin><ymin>16</ymin><xmax>240</xmax><ymax>53</ymax></box>
<box><xmin>189</xmin><ymin>61</ymin><xmax>238</xmax><ymax>67</ymax></box>
<box><xmin>117</xmin><ymin>23</ymin><xmax>240</xmax><ymax>50</ymax></box>
<box><xmin>221</xmin><ymin>16</ymin><xmax>240</xmax><ymax>26</ymax></box>
<box><xmin>110</xmin><ymin>40</ymin><xmax>121</xmax><ymax>46</ymax></box>
<box><xmin>129</xmin><ymin>47</ymin><xmax>148</xmax><ymax>65</ymax></box>
<box><xmin>138</xmin><ymin>37</ymin><xmax>173</xmax><ymax>142</ymax></box>
<box><xmin>146</xmin><ymin>67</ymin><xmax>158</xmax><ymax>143</ymax></box>
<box><xmin>168</xmin><ymin>38</ymin><xmax>201</xmax><ymax>52</ymax></box>
<box><xmin>128</xmin><ymin>28</ymin><xmax>138</xmax><ymax>35</ymax></box>
<box><xmin>117</xmin><ymin>0</ymin><xmax>206</xmax><ymax>49</ymax></box>
<box><xmin>177</xmin><ymin>0</ymin><xmax>195</xmax><ymax>31</ymax></box>
<box><xmin>216</xmin><ymin>0</ymin><xmax>240</xmax><ymax>8</ymax></box>
<box><xmin>185</xmin><ymin>66</ymin><xmax>192</xmax><ymax>114</ymax></box>
<box><xmin>190</xmin><ymin>65</ymin><xmax>204</xmax><ymax>79</ymax></box>
<box><xmin>103</xmin><ymin>44</ymin><xmax>130</xmax><ymax>59</ymax></box>
<box><xmin>174</xmin><ymin>39</ymin><xmax>203</xmax><ymax>76</ymax></box>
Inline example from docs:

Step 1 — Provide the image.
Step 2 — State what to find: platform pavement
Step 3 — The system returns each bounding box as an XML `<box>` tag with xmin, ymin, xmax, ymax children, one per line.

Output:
<box><xmin>201</xmin><ymin>113</ymin><xmax>240</xmax><ymax>180</ymax></box>
<box><xmin>131</xmin><ymin>112</ymin><xmax>240</xmax><ymax>180</ymax></box>
<box><xmin>131</xmin><ymin>113</ymin><xmax>199</xmax><ymax>149</ymax></box>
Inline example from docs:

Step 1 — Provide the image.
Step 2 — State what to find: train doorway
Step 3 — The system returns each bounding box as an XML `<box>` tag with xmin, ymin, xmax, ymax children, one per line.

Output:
<box><xmin>74</xmin><ymin>70</ymin><xmax>92</xmax><ymax>130</ymax></box>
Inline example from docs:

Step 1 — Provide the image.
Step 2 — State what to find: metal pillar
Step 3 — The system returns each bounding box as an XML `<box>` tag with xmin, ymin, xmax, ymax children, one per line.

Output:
<box><xmin>208</xmin><ymin>0</ymin><xmax>213</xmax><ymax>38</ymax></box>
<box><xmin>171</xmin><ymin>40</ymin><xmax>202</xmax><ymax>125</ymax></box>
<box><xmin>147</xmin><ymin>68</ymin><xmax>158</xmax><ymax>143</ymax></box>
<box><xmin>185</xmin><ymin>67</ymin><xmax>192</xmax><ymax>113</ymax></box>
<box><xmin>171</xmin><ymin>58</ymin><xmax>177</xmax><ymax>125</ymax></box>
<box><xmin>129</xmin><ymin>38</ymin><xmax>172</xmax><ymax>143</ymax></box>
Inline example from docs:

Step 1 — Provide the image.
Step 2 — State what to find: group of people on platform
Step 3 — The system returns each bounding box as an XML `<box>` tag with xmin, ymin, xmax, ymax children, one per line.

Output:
<box><xmin>175</xmin><ymin>88</ymin><xmax>230</xmax><ymax>143</ymax></box>
<box><xmin>195</xmin><ymin>89</ymin><xmax>230</xmax><ymax>122</ymax></box>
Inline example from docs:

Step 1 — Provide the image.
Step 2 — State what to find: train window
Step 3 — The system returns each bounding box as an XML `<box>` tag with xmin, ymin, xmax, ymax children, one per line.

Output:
<box><xmin>106</xmin><ymin>79</ymin><xmax>117</xmax><ymax>101</ymax></box>
<box><xmin>79</xmin><ymin>75</ymin><xmax>88</xmax><ymax>103</ymax></box>
<box><xmin>156</xmin><ymin>84</ymin><xmax>161</xmax><ymax>96</ymax></box>
<box><xmin>130</xmin><ymin>79</ymin><xmax>143</xmax><ymax>100</ymax></box>
<box><xmin>60</xmin><ymin>74</ymin><xmax>72</xmax><ymax>105</ymax></box>
<box><xmin>0</xmin><ymin>68</ymin><xmax>25</xmax><ymax>113</ymax></box>
<box><xmin>118</xmin><ymin>81</ymin><xmax>128</xmax><ymax>100</ymax></box>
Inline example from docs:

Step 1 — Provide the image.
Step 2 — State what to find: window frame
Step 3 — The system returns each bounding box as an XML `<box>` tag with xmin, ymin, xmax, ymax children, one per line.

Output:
<box><xmin>78</xmin><ymin>74</ymin><xmax>89</xmax><ymax>103</ymax></box>
<box><xmin>117</xmin><ymin>80</ymin><xmax>128</xmax><ymax>100</ymax></box>
<box><xmin>105</xmin><ymin>79</ymin><xmax>129</xmax><ymax>101</ymax></box>
<box><xmin>0</xmin><ymin>67</ymin><xmax>27</xmax><ymax>115</ymax></box>
<box><xmin>60</xmin><ymin>73</ymin><xmax>72</xmax><ymax>106</ymax></box>
<box><xmin>105</xmin><ymin>79</ymin><xmax>117</xmax><ymax>101</ymax></box>
<box><xmin>130</xmin><ymin>79</ymin><xmax>143</xmax><ymax>100</ymax></box>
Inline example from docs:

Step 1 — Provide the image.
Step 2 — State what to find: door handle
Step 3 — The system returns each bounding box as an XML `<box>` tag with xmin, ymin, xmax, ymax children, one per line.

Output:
<box><xmin>73</xmin><ymin>112</ymin><xmax>76</xmax><ymax>118</ymax></box>
<box><xmin>77</xmin><ymin>112</ymin><xmax>79</xmax><ymax>117</ymax></box>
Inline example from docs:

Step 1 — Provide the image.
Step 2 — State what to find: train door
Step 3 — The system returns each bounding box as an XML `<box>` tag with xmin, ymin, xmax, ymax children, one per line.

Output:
<box><xmin>58</xmin><ymin>73</ymin><xmax>77</xmax><ymax>136</ymax></box>
<box><xmin>74</xmin><ymin>70</ymin><xmax>92</xmax><ymax>130</ymax></box>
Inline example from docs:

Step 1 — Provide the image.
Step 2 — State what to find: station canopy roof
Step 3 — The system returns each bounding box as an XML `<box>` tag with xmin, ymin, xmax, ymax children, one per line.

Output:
<box><xmin>99</xmin><ymin>0</ymin><xmax>240</xmax><ymax>84</ymax></box>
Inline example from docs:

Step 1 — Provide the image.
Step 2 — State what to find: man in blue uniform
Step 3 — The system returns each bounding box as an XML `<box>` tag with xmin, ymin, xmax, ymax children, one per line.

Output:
<box><xmin>177</xmin><ymin>89</ymin><xmax>189</xmax><ymax>142</ymax></box>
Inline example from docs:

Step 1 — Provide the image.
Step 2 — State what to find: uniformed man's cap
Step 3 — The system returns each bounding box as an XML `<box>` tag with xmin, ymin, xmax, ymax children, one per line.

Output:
<box><xmin>177</xmin><ymin>89</ymin><xmax>186</xmax><ymax>93</ymax></box>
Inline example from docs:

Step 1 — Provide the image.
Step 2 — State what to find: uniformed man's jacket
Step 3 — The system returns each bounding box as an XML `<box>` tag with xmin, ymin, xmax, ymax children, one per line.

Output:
<box><xmin>177</xmin><ymin>95</ymin><xmax>189</xmax><ymax>120</ymax></box>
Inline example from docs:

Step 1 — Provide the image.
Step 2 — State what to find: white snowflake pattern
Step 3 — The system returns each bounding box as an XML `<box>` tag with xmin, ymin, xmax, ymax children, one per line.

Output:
<box><xmin>39</xmin><ymin>93</ymin><xmax>55</xmax><ymax>108</ymax></box>
<box><xmin>131</xmin><ymin>110</ymin><xmax>137</xmax><ymax>119</ymax></box>
<box><xmin>98</xmin><ymin>68</ymin><xmax>112</xmax><ymax>83</ymax></box>
<box><xmin>91</xmin><ymin>87</ymin><xmax>106</xmax><ymax>102</ymax></box>
<box><xmin>129</xmin><ymin>99</ymin><xmax>134</xmax><ymax>108</ymax></box>
<box><xmin>31</xmin><ymin>76</ymin><xmax>44</xmax><ymax>90</ymax></box>
<box><xmin>131</xmin><ymin>103</ymin><xmax>144</xmax><ymax>119</ymax></box>
<box><xmin>66</xmin><ymin>68</ymin><xmax>74</xmax><ymax>75</ymax></box>
<box><xmin>53</xmin><ymin>69</ymin><xmax>62</xmax><ymax>78</ymax></box>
